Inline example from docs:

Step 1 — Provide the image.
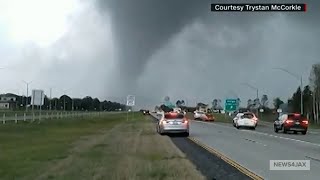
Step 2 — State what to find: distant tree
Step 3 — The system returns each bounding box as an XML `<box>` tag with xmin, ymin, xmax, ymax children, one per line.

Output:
<box><xmin>236</xmin><ymin>98</ymin><xmax>241</xmax><ymax>107</ymax></box>
<box><xmin>180</xmin><ymin>100</ymin><xmax>185</xmax><ymax>106</ymax></box>
<box><xmin>303</xmin><ymin>85</ymin><xmax>313</xmax><ymax>118</ymax></box>
<box><xmin>59</xmin><ymin>95</ymin><xmax>72</xmax><ymax>110</ymax></box>
<box><xmin>43</xmin><ymin>95</ymin><xmax>50</xmax><ymax>110</ymax></box>
<box><xmin>261</xmin><ymin>95</ymin><xmax>269</xmax><ymax>108</ymax></box>
<box><xmin>176</xmin><ymin>100</ymin><xmax>182</xmax><ymax>107</ymax></box>
<box><xmin>309</xmin><ymin>63</ymin><xmax>320</xmax><ymax>124</ymax></box>
<box><xmin>247</xmin><ymin>99</ymin><xmax>253</xmax><ymax>109</ymax></box>
<box><xmin>196</xmin><ymin>102</ymin><xmax>207</xmax><ymax>108</ymax></box>
<box><xmin>73</xmin><ymin>98</ymin><xmax>82</xmax><ymax>111</ymax></box>
<box><xmin>81</xmin><ymin>96</ymin><xmax>93</xmax><ymax>110</ymax></box>
<box><xmin>289</xmin><ymin>87</ymin><xmax>302</xmax><ymax>113</ymax></box>
<box><xmin>273</xmin><ymin>97</ymin><xmax>284</xmax><ymax>109</ymax></box>
<box><xmin>92</xmin><ymin>98</ymin><xmax>100</xmax><ymax>111</ymax></box>
<box><xmin>212</xmin><ymin>99</ymin><xmax>218</xmax><ymax>110</ymax></box>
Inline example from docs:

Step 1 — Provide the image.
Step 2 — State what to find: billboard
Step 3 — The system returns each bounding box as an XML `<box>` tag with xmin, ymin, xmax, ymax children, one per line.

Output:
<box><xmin>31</xmin><ymin>89</ymin><xmax>45</xmax><ymax>106</ymax></box>
<box><xmin>126</xmin><ymin>95</ymin><xmax>135</xmax><ymax>106</ymax></box>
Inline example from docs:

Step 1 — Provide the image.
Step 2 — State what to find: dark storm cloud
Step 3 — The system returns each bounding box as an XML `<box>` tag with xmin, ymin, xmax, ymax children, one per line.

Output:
<box><xmin>96</xmin><ymin>0</ymin><xmax>320</xmax><ymax>107</ymax></box>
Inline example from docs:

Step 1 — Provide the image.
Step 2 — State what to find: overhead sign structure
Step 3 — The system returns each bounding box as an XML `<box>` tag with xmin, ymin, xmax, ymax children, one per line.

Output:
<box><xmin>126</xmin><ymin>95</ymin><xmax>135</xmax><ymax>106</ymax></box>
<box><xmin>31</xmin><ymin>89</ymin><xmax>45</xmax><ymax>106</ymax></box>
<box><xmin>225</xmin><ymin>99</ymin><xmax>237</xmax><ymax>112</ymax></box>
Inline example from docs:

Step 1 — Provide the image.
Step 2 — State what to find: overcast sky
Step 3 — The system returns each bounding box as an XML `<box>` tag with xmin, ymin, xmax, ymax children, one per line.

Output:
<box><xmin>0</xmin><ymin>0</ymin><xmax>319</xmax><ymax>108</ymax></box>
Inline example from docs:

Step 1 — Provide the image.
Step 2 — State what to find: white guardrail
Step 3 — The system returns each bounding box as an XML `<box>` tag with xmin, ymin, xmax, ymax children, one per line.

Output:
<box><xmin>0</xmin><ymin>111</ymin><xmax>112</xmax><ymax>124</ymax></box>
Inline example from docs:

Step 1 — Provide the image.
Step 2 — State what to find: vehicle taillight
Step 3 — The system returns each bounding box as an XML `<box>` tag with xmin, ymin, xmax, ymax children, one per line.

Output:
<box><xmin>302</xmin><ymin>120</ymin><xmax>309</xmax><ymax>125</ymax></box>
<box><xmin>252</xmin><ymin>117</ymin><xmax>258</xmax><ymax>121</ymax></box>
<box><xmin>183</xmin><ymin>118</ymin><xmax>188</xmax><ymax>123</ymax></box>
<box><xmin>285</xmin><ymin>119</ymin><xmax>294</xmax><ymax>124</ymax></box>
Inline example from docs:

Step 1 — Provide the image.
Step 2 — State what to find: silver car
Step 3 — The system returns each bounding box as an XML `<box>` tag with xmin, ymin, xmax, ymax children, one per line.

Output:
<box><xmin>156</xmin><ymin>112</ymin><xmax>189</xmax><ymax>136</ymax></box>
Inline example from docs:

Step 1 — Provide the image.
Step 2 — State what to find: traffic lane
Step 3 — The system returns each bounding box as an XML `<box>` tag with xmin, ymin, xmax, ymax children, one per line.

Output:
<box><xmin>259</xmin><ymin>120</ymin><xmax>320</xmax><ymax>134</ymax></box>
<box><xmin>190</xmin><ymin>120</ymin><xmax>320</xmax><ymax>180</ymax></box>
<box><xmin>200</xmin><ymin>119</ymin><xmax>320</xmax><ymax>146</ymax></box>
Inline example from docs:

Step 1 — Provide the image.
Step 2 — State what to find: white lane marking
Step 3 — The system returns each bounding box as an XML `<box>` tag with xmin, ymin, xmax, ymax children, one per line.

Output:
<box><xmin>244</xmin><ymin>138</ymin><xmax>267</xmax><ymax>147</ymax></box>
<box><xmin>242</xmin><ymin>130</ymin><xmax>320</xmax><ymax>147</ymax></box>
<box><xmin>193</xmin><ymin>120</ymin><xmax>320</xmax><ymax>147</ymax></box>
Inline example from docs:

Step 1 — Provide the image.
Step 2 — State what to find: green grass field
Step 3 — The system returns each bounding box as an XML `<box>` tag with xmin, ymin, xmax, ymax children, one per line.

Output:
<box><xmin>0</xmin><ymin>112</ymin><xmax>204</xmax><ymax>180</ymax></box>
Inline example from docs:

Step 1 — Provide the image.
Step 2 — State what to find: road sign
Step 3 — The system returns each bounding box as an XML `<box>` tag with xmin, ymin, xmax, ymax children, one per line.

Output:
<box><xmin>225</xmin><ymin>99</ymin><xmax>237</xmax><ymax>111</ymax></box>
<box><xmin>31</xmin><ymin>89</ymin><xmax>45</xmax><ymax>106</ymax></box>
<box><xmin>126</xmin><ymin>95</ymin><xmax>135</xmax><ymax>106</ymax></box>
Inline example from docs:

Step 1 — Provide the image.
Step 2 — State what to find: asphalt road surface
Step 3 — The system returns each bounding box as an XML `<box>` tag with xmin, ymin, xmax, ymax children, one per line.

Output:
<box><xmin>149</xmin><ymin>113</ymin><xmax>253</xmax><ymax>180</ymax></box>
<box><xmin>190</xmin><ymin>120</ymin><xmax>320</xmax><ymax>180</ymax></box>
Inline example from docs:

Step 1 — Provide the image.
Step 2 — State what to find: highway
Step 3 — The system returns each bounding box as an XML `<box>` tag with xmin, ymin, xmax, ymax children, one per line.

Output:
<box><xmin>189</xmin><ymin>119</ymin><xmax>320</xmax><ymax>180</ymax></box>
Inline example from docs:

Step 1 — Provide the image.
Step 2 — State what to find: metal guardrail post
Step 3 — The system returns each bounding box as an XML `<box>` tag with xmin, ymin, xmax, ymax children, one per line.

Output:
<box><xmin>56</xmin><ymin>112</ymin><xmax>59</xmax><ymax>119</ymax></box>
<box><xmin>15</xmin><ymin>113</ymin><xmax>17</xmax><ymax>124</ymax></box>
<box><xmin>2</xmin><ymin>114</ymin><xmax>5</xmax><ymax>124</ymax></box>
<box><xmin>32</xmin><ymin>113</ymin><xmax>35</xmax><ymax>122</ymax></box>
<box><xmin>46</xmin><ymin>112</ymin><xmax>49</xmax><ymax>119</ymax></box>
<box><xmin>24</xmin><ymin>113</ymin><xmax>26</xmax><ymax>121</ymax></box>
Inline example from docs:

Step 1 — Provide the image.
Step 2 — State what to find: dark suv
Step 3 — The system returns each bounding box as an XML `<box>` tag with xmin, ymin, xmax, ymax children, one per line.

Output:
<box><xmin>274</xmin><ymin>113</ymin><xmax>309</xmax><ymax>135</ymax></box>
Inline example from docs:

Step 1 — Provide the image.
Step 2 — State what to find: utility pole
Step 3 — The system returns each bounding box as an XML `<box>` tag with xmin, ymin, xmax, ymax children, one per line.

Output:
<box><xmin>22</xmin><ymin>80</ymin><xmax>32</xmax><ymax>112</ymax></box>
<box><xmin>273</xmin><ymin>68</ymin><xmax>303</xmax><ymax>114</ymax></box>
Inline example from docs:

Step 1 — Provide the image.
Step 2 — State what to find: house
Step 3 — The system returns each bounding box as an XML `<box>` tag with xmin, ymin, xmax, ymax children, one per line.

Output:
<box><xmin>0</xmin><ymin>94</ymin><xmax>17</xmax><ymax>110</ymax></box>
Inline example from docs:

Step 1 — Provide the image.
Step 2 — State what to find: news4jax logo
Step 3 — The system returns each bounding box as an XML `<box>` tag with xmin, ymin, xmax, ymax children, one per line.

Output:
<box><xmin>270</xmin><ymin>160</ymin><xmax>310</xmax><ymax>170</ymax></box>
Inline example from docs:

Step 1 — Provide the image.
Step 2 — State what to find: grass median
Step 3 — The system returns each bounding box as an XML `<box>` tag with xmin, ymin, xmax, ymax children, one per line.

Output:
<box><xmin>0</xmin><ymin>112</ymin><xmax>204</xmax><ymax>180</ymax></box>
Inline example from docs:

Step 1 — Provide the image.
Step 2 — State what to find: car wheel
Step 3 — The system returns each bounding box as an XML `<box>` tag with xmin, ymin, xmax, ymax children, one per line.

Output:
<box><xmin>293</xmin><ymin>131</ymin><xmax>298</xmax><ymax>134</ymax></box>
<box><xmin>236</xmin><ymin>124</ymin><xmax>240</xmax><ymax>129</ymax></box>
<box><xmin>184</xmin><ymin>132</ymin><xmax>189</xmax><ymax>137</ymax></box>
<box><xmin>252</xmin><ymin>126</ymin><xmax>256</xmax><ymax>130</ymax></box>
<box><xmin>283</xmin><ymin>127</ymin><xmax>287</xmax><ymax>134</ymax></box>
<box><xmin>302</xmin><ymin>131</ymin><xmax>307</xmax><ymax>135</ymax></box>
<box><xmin>274</xmin><ymin>126</ymin><xmax>279</xmax><ymax>133</ymax></box>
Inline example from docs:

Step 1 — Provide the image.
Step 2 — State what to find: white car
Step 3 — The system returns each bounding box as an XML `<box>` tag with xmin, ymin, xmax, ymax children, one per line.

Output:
<box><xmin>233</xmin><ymin>112</ymin><xmax>258</xmax><ymax>130</ymax></box>
<box><xmin>194</xmin><ymin>111</ymin><xmax>205</xmax><ymax>120</ymax></box>
<box><xmin>156</xmin><ymin>112</ymin><xmax>189</xmax><ymax>136</ymax></box>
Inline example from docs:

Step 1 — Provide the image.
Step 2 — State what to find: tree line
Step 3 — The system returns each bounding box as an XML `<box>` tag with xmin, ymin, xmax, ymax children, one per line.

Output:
<box><xmin>5</xmin><ymin>94</ymin><xmax>127</xmax><ymax>111</ymax></box>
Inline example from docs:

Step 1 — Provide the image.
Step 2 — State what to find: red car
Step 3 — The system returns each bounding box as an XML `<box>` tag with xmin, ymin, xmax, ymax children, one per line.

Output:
<box><xmin>274</xmin><ymin>113</ymin><xmax>309</xmax><ymax>135</ymax></box>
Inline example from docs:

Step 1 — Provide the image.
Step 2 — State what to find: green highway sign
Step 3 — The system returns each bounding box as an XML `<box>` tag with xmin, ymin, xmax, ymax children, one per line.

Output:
<box><xmin>225</xmin><ymin>99</ymin><xmax>237</xmax><ymax>111</ymax></box>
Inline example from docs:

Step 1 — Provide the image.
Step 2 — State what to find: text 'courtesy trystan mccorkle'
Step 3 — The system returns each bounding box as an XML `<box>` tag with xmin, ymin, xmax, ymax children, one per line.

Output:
<box><xmin>211</xmin><ymin>4</ymin><xmax>307</xmax><ymax>12</ymax></box>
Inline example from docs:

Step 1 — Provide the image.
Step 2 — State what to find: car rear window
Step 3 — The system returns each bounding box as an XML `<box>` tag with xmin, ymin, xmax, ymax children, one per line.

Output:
<box><xmin>243</xmin><ymin>113</ymin><xmax>254</xmax><ymax>119</ymax></box>
<box><xmin>165</xmin><ymin>113</ymin><xmax>184</xmax><ymax>119</ymax></box>
<box><xmin>288</xmin><ymin>114</ymin><xmax>305</xmax><ymax>120</ymax></box>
